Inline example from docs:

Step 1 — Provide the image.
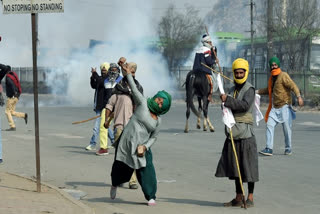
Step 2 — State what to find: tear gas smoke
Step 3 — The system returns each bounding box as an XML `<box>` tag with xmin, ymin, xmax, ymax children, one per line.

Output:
<box><xmin>0</xmin><ymin>0</ymin><xmax>176</xmax><ymax>106</ymax></box>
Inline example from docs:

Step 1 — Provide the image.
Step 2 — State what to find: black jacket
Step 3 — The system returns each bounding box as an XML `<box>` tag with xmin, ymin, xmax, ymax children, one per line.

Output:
<box><xmin>5</xmin><ymin>72</ymin><xmax>20</xmax><ymax>98</ymax></box>
<box><xmin>91</xmin><ymin>72</ymin><xmax>121</xmax><ymax>112</ymax></box>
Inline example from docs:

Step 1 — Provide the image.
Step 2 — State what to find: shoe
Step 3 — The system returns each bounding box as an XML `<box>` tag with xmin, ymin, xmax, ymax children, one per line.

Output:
<box><xmin>148</xmin><ymin>199</ymin><xmax>156</xmax><ymax>206</ymax></box>
<box><xmin>5</xmin><ymin>127</ymin><xmax>16</xmax><ymax>131</ymax></box>
<box><xmin>284</xmin><ymin>149</ymin><xmax>292</xmax><ymax>155</ymax></box>
<box><xmin>110</xmin><ymin>186</ymin><xmax>117</xmax><ymax>199</ymax></box>
<box><xmin>96</xmin><ymin>148</ymin><xmax>109</xmax><ymax>155</ymax></box>
<box><xmin>223</xmin><ymin>198</ymin><xmax>243</xmax><ymax>207</ymax></box>
<box><xmin>24</xmin><ymin>113</ymin><xmax>28</xmax><ymax>124</ymax></box>
<box><xmin>241</xmin><ymin>199</ymin><xmax>254</xmax><ymax>208</ymax></box>
<box><xmin>0</xmin><ymin>159</ymin><xmax>3</xmax><ymax>164</ymax></box>
<box><xmin>129</xmin><ymin>184</ymin><xmax>138</xmax><ymax>189</ymax></box>
<box><xmin>259</xmin><ymin>148</ymin><xmax>273</xmax><ymax>156</ymax></box>
<box><xmin>85</xmin><ymin>144</ymin><xmax>96</xmax><ymax>151</ymax></box>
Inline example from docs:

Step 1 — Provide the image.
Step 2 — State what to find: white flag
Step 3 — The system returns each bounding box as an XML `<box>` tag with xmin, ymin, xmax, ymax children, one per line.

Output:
<box><xmin>217</xmin><ymin>74</ymin><xmax>235</xmax><ymax>128</ymax></box>
<box><xmin>254</xmin><ymin>94</ymin><xmax>264</xmax><ymax>126</ymax></box>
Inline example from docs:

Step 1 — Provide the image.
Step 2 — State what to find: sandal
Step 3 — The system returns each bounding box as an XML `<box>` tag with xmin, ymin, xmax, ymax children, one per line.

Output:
<box><xmin>224</xmin><ymin>198</ymin><xmax>243</xmax><ymax>207</ymax></box>
<box><xmin>242</xmin><ymin>199</ymin><xmax>254</xmax><ymax>208</ymax></box>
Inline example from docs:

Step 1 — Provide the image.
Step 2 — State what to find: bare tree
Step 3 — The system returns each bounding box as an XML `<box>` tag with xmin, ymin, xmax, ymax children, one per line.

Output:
<box><xmin>272</xmin><ymin>0</ymin><xmax>320</xmax><ymax>72</ymax></box>
<box><xmin>158</xmin><ymin>4</ymin><xmax>204</xmax><ymax>77</ymax></box>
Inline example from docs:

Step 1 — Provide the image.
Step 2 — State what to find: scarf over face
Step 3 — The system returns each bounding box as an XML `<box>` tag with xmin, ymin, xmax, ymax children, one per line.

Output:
<box><xmin>265</xmin><ymin>57</ymin><xmax>282</xmax><ymax>122</ymax></box>
<box><xmin>232</xmin><ymin>58</ymin><xmax>249</xmax><ymax>85</ymax></box>
<box><xmin>147</xmin><ymin>90</ymin><xmax>172</xmax><ymax>116</ymax></box>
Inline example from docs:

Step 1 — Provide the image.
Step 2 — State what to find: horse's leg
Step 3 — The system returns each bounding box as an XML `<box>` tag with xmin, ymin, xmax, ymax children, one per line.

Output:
<box><xmin>202</xmin><ymin>96</ymin><xmax>209</xmax><ymax>131</ymax></box>
<box><xmin>184</xmin><ymin>102</ymin><xmax>191</xmax><ymax>133</ymax></box>
<box><xmin>203</xmin><ymin>96</ymin><xmax>215</xmax><ymax>132</ymax></box>
<box><xmin>196</xmin><ymin>97</ymin><xmax>202</xmax><ymax>129</ymax></box>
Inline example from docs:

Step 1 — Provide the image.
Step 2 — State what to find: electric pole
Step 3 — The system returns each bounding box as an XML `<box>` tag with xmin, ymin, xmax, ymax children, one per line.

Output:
<box><xmin>267</xmin><ymin>0</ymin><xmax>274</xmax><ymax>66</ymax></box>
<box><xmin>250</xmin><ymin>0</ymin><xmax>255</xmax><ymax>84</ymax></box>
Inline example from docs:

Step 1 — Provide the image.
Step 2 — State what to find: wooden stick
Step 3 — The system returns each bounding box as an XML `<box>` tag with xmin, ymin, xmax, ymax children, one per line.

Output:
<box><xmin>72</xmin><ymin>115</ymin><xmax>100</xmax><ymax>125</ymax></box>
<box><xmin>229</xmin><ymin>128</ymin><xmax>247</xmax><ymax>209</ymax></box>
<box><xmin>201</xmin><ymin>63</ymin><xmax>233</xmax><ymax>82</ymax></box>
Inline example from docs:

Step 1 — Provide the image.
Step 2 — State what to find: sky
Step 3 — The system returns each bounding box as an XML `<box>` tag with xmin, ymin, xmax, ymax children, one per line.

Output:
<box><xmin>0</xmin><ymin>0</ymin><xmax>218</xmax><ymax>105</ymax></box>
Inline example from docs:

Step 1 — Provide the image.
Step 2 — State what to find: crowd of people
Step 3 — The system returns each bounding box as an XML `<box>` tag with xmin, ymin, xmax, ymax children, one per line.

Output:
<box><xmin>0</xmin><ymin>34</ymin><xmax>304</xmax><ymax>207</ymax></box>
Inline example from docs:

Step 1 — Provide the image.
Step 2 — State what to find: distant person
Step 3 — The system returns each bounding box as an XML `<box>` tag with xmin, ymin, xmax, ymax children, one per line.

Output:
<box><xmin>215</xmin><ymin>58</ymin><xmax>258</xmax><ymax>208</ymax></box>
<box><xmin>257</xmin><ymin>56</ymin><xmax>304</xmax><ymax>156</ymax></box>
<box><xmin>95</xmin><ymin>63</ymin><xmax>122</xmax><ymax>155</ymax></box>
<box><xmin>109</xmin><ymin>62</ymin><xmax>171</xmax><ymax>206</ymax></box>
<box><xmin>192</xmin><ymin>34</ymin><xmax>218</xmax><ymax>103</ymax></box>
<box><xmin>0</xmin><ymin>63</ymin><xmax>10</xmax><ymax>163</ymax></box>
<box><xmin>104</xmin><ymin>58</ymin><xmax>143</xmax><ymax>189</ymax></box>
<box><xmin>85</xmin><ymin>63</ymin><xmax>115</xmax><ymax>153</ymax></box>
<box><xmin>4</xmin><ymin>65</ymin><xmax>28</xmax><ymax>131</ymax></box>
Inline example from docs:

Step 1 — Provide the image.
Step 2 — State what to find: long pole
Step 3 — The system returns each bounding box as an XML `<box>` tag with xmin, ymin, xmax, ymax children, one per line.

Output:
<box><xmin>267</xmin><ymin>0</ymin><xmax>274</xmax><ymax>64</ymax></box>
<box><xmin>229</xmin><ymin>129</ymin><xmax>247</xmax><ymax>209</ymax></box>
<box><xmin>31</xmin><ymin>13</ymin><xmax>41</xmax><ymax>193</ymax></box>
<box><xmin>250</xmin><ymin>0</ymin><xmax>255</xmax><ymax>85</ymax></box>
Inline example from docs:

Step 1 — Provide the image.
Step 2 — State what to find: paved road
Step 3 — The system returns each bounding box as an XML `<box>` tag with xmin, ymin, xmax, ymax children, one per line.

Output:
<box><xmin>1</xmin><ymin>98</ymin><xmax>320</xmax><ymax>214</ymax></box>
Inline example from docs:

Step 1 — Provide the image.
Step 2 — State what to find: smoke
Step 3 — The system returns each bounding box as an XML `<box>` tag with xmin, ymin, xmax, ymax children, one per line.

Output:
<box><xmin>0</xmin><ymin>0</ymin><xmax>176</xmax><ymax>106</ymax></box>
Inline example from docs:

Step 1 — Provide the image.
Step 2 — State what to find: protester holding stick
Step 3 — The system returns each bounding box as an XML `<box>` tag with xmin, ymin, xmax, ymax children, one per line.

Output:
<box><xmin>215</xmin><ymin>58</ymin><xmax>259</xmax><ymax>208</ymax></box>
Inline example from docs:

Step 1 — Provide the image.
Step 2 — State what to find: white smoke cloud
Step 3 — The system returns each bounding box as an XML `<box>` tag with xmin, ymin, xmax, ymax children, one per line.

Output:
<box><xmin>1</xmin><ymin>0</ymin><xmax>176</xmax><ymax>106</ymax></box>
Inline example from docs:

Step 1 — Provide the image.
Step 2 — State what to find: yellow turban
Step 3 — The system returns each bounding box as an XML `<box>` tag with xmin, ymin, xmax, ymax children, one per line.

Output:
<box><xmin>100</xmin><ymin>62</ymin><xmax>110</xmax><ymax>72</ymax></box>
<box><xmin>232</xmin><ymin>58</ymin><xmax>249</xmax><ymax>84</ymax></box>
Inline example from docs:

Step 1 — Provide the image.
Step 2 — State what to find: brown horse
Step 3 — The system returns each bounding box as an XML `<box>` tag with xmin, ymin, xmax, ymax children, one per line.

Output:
<box><xmin>184</xmin><ymin>70</ymin><xmax>215</xmax><ymax>133</ymax></box>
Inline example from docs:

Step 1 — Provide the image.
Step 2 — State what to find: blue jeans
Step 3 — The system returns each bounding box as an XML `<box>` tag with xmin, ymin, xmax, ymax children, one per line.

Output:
<box><xmin>89</xmin><ymin>110</ymin><xmax>114</xmax><ymax>145</ymax></box>
<box><xmin>266</xmin><ymin>105</ymin><xmax>293</xmax><ymax>150</ymax></box>
<box><xmin>90</xmin><ymin>110</ymin><xmax>101</xmax><ymax>145</ymax></box>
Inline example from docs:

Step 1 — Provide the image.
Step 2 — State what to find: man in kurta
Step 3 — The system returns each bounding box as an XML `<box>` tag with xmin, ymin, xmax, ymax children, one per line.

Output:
<box><xmin>257</xmin><ymin>56</ymin><xmax>304</xmax><ymax>156</ymax></box>
<box><xmin>215</xmin><ymin>58</ymin><xmax>259</xmax><ymax>208</ymax></box>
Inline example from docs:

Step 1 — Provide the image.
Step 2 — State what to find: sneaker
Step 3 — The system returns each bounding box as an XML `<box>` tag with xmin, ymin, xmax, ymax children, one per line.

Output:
<box><xmin>24</xmin><ymin>113</ymin><xmax>28</xmax><ymax>124</ymax></box>
<box><xmin>85</xmin><ymin>144</ymin><xmax>96</xmax><ymax>151</ymax></box>
<box><xmin>96</xmin><ymin>148</ymin><xmax>109</xmax><ymax>155</ymax></box>
<box><xmin>5</xmin><ymin>127</ymin><xmax>16</xmax><ymax>131</ymax></box>
<box><xmin>110</xmin><ymin>186</ymin><xmax>117</xmax><ymax>199</ymax></box>
<box><xmin>148</xmin><ymin>199</ymin><xmax>156</xmax><ymax>206</ymax></box>
<box><xmin>129</xmin><ymin>184</ymin><xmax>138</xmax><ymax>189</ymax></box>
<box><xmin>284</xmin><ymin>149</ymin><xmax>292</xmax><ymax>155</ymax></box>
<box><xmin>259</xmin><ymin>148</ymin><xmax>273</xmax><ymax>156</ymax></box>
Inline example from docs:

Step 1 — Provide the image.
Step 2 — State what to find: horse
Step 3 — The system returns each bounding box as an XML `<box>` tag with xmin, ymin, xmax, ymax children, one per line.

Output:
<box><xmin>184</xmin><ymin>70</ymin><xmax>215</xmax><ymax>133</ymax></box>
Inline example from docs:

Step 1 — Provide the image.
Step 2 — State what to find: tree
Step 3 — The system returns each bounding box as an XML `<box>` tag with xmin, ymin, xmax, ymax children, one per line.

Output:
<box><xmin>272</xmin><ymin>0</ymin><xmax>320</xmax><ymax>72</ymax></box>
<box><xmin>158</xmin><ymin>4</ymin><xmax>204</xmax><ymax>77</ymax></box>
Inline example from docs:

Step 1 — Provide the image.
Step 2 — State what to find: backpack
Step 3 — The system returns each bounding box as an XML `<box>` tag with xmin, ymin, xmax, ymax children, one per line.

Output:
<box><xmin>7</xmin><ymin>71</ymin><xmax>22</xmax><ymax>94</ymax></box>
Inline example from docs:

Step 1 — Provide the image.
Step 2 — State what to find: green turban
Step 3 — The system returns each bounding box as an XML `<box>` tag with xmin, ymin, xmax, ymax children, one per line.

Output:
<box><xmin>147</xmin><ymin>90</ymin><xmax>172</xmax><ymax>116</ymax></box>
<box><xmin>269</xmin><ymin>56</ymin><xmax>281</xmax><ymax>68</ymax></box>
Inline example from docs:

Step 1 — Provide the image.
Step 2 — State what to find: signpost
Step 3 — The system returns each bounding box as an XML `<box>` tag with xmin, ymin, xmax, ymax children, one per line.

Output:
<box><xmin>2</xmin><ymin>0</ymin><xmax>64</xmax><ymax>193</ymax></box>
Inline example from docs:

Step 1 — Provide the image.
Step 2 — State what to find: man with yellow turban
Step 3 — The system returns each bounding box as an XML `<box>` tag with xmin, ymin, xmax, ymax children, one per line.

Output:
<box><xmin>257</xmin><ymin>56</ymin><xmax>304</xmax><ymax>156</ymax></box>
<box><xmin>215</xmin><ymin>58</ymin><xmax>259</xmax><ymax>208</ymax></box>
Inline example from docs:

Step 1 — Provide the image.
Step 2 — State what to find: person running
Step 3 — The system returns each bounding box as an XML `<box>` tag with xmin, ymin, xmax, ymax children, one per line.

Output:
<box><xmin>109</xmin><ymin>61</ymin><xmax>171</xmax><ymax>206</ymax></box>
<box><xmin>4</xmin><ymin>66</ymin><xmax>28</xmax><ymax>131</ymax></box>
<box><xmin>215</xmin><ymin>58</ymin><xmax>259</xmax><ymax>208</ymax></box>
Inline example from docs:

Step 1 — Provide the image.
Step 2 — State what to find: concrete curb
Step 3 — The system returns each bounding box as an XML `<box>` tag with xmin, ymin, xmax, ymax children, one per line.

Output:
<box><xmin>6</xmin><ymin>172</ymin><xmax>95</xmax><ymax>214</ymax></box>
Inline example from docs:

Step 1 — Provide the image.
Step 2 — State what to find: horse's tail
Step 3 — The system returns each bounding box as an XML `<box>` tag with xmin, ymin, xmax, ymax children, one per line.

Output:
<box><xmin>186</xmin><ymin>71</ymin><xmax>200</xmax><ymax>117</ymax></box>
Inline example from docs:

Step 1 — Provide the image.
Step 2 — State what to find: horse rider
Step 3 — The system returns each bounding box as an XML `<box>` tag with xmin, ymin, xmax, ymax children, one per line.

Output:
<box><xmin>192</xmin><ymin>34</ymin><xmax>218</xmax><ymax>103</ymax></box>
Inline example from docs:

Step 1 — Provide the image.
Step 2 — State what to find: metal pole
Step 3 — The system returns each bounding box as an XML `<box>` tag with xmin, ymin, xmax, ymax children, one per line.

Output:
<box><xmin>31</xmin><ymin>13</ymin><xmax>41</xmax><ymax>193</ymax></box>
<box><xmin>267</xmin><ymin>0</ymin><xmax>274</xmax><ymax>64</ymax></box>
<box><xmin>250</xmin><ymin>0</ymin><xmax>254</xmax><ymax>85</ymax></box>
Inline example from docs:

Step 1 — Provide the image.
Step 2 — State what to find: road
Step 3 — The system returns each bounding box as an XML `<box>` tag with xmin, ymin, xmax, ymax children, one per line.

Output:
<box><xmin>1</xmin><ymin>97</ymin><xmax>320</xmax><ymax>214</ymax></box>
